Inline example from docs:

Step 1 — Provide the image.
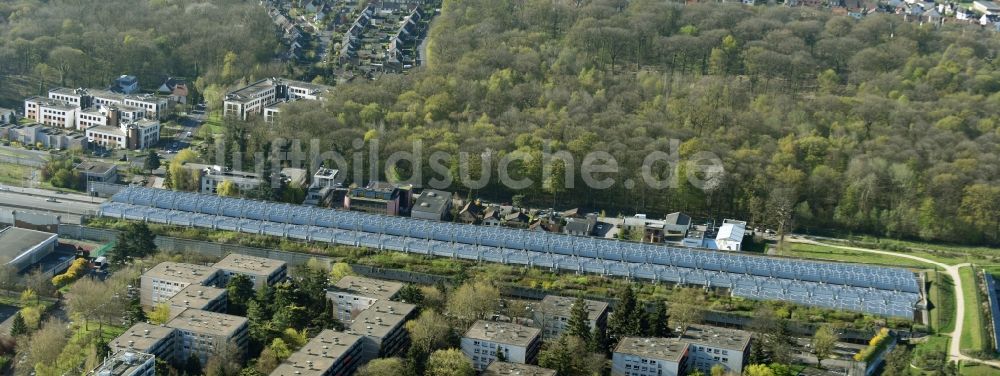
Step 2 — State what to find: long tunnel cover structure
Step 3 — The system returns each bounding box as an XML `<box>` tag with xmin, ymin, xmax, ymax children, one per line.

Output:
<box><xmin>99</xmin><ymin>186</ymin><xmax>923</xmax><ymax>318</ymax></box>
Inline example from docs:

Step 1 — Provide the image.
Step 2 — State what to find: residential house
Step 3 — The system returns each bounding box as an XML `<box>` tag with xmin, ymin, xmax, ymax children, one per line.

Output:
<box><xmin>974</xmin><ymin>0</ymin><xmax>1000</xmax><ymax>14</ymax></box>
<box><xmin>457</xmin><ymin>200</ymin><xmax>485</xmax><ymax>224</ymax></box>
<box><xmin>304</xmin><ymin>167</ymin><xmax>341</xmax><ymax>207</ymax></box>
<box><xmin>620</xmin><ymin>215</ymin><xmax>667</xmax><ymax>243</ymax></box>
<box><xmin>564</xmin><ymin>213</ymin><xmax>598</xmax><ymax>237</ymax></box>
<box><xmin>482</xmin><ymin>206</ymin><xmax>502</xmax><ymax>226</ymax></box>
<box><xmin>461</xmin><ymin>321</ymin><xmax>542</xmax><ymax>371</ymax></box>
<box><xmin>158</xmin><ymin>77</ymin><xmax>189</xmax><ymax>104</ymax></box>
<box><xmin>714</xmin><ymin>219</ymin><xmax>746</xmax><ymax>251</ymax></box>
<box><xmin>663</xmin><ymin>212</ymin><xmax>692</xmax><ymax>241</ymax></box>
<box><xmin>612</xmin><ymin>337</ymin><xmax>690</xmax><ymax>376</ymax></box>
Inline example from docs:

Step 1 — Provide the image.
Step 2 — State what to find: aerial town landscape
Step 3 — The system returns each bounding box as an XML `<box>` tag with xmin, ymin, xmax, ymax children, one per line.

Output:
<box><xmin>0</xmin><ymin>0</ymin><xmax>999</xmax><ymax>375</ymax></box>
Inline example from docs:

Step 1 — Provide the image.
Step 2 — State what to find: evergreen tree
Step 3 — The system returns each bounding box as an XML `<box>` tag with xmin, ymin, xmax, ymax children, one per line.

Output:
<box><xmin>648</xmin><ymin>300</ymin><xmax>669</xmax><ymax>337</ymax></box>
<box><xmin>143</xmin><ymin>149</ymin><xmax>161</xmax><ymax>173</ymax></box>
<box><xmin>9</xmin><ymin>312</ymin><xmax>27</xmax><ymax>336</ymax></box>
<box><xmin>398</xmin><ymin>284</ymin><xmax>424</xmax><ymax>305</ymax></box>
<box><xmin>566</xmin><ymin>296</ymin><xmax>592</xmax><ymax>342</ymax></box>
<box><xmin>608</xmin><ymin>284</ymin><xmax>642</xmax><ymax>344</ymax></box>
<box><xmin>108</xmin><ymin>222</ymin><xmax>157</xmax><ymax>266</ymax></box>
<box><xmin>126</xmin><ymin>296</ymin><xmax>147</xmax><ymax>325</ymax></box>
<box><xmin>184</xmin><ymin>353</ymin><xmax>202</xmax><ymax>375</ymax></box>
<box><xmin>226</xmin><ymin>274</ymin><xmax>255</xmax><ymax>316</ymax></box>
<box><xmin>588</xmin><ymin>324</ymin><xmax>609</xmax><ymax>355</ymax></box>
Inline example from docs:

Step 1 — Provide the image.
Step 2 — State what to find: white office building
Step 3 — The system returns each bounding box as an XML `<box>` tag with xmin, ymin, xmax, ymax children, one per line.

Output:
<box><xmin>461</xmin><ymin>321</ymin><xmax>541</xmax><ymax>371</ymax></box>
<box><xmin>612</xmin><ymin>337</ymin><xmax>690</xmax><ymax>376</ymax></box>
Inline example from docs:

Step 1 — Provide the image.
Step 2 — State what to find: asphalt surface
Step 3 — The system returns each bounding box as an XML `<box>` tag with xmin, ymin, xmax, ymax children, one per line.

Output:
<box><xmin>0</xmin><ymin>189</ymin><xmax>100</xmax><ymax>216</ymax></box>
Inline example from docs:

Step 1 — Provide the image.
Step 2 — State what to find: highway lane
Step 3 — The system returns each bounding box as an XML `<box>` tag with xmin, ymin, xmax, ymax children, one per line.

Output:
<box><xmin>0</xmin><ymin>190</ymin><xmax>99</xmax><ymax>216</ymax></box>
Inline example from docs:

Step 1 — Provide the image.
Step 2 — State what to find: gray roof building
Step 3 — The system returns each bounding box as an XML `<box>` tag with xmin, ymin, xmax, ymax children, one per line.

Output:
<box><xmin>411</xmin><ymin>189</ymin><xmax>452</xmax><ymax>221</ymax></box>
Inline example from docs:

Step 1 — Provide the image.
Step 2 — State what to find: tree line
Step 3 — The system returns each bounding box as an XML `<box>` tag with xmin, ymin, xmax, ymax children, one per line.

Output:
<box><xmin>258</xmin><ymin>0</ymin><xmax>1000</xmax><ymax>245</ymax></box>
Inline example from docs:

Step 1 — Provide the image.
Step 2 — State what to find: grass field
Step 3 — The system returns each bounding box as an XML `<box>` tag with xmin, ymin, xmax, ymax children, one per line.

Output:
<box><xmin>928</xmin><ymin>270</ymin><xmax>956</xmax><ymax>333</ymax></box>
<box><xmin>959</xmin><ymin>362</ymin><xmax>1000</xmax><ymax>376</ymax></box>
<box><xmin>841</xmin><ymin>236</ymin><xmax>1000</xmax><ymax>266</ymax></box>
<box><xmin>958</xmin><ymin>266</ymin><xmax>988</xmax><ymax>353</ymax></box>
<box><xmin>0</xmin><ymin>161</ymin><xmax>31</xmax><ymax>187</ymax></box>
<box><xmin>781</xmin><ymin>242</ymin><xmax>932</xmax><ymax>269</ymax></box>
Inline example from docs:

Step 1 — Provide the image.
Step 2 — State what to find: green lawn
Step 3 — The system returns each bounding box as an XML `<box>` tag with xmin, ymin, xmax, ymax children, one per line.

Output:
<box><xmin>781</xmin><ymin>242</ymin><xmax>932</xmax><ymax>269</ymax></box>
<box><xmin>0</xmin><ymin>161</ymin><xmax>30</xmax><ymax>187</ymax></box>
<box><xmin>928</xmin><ymin>270</ymin><xmax>956</xmax><ymax>334</ymax></box>
<box><xmin>959</xmin><ymin>361</ymin><xmax>1000</xmax><ymax>376</ymax></box>
<box><xmin>843</xmin><ymin>236</ymin><xmax>1000</xmax><ymax>266</ymax></box>
<box><xmin>958</xmin><ymin>267</ymin><xmax>988</xmax><ymax>353</ymax></box>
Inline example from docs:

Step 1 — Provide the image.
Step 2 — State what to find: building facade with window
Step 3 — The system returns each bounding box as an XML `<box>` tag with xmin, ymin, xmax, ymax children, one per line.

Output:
<box><xmin>461</xmin><ymin>321</ymin><xmax>541</xmax><ymax>371</ymax></box>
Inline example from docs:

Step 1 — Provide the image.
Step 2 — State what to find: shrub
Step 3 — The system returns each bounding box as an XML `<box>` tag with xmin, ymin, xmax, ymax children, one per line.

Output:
<box><xmin>853</xmin><ymin>328</ymin><xmax>892</xmax><ymax>362</ymax></box>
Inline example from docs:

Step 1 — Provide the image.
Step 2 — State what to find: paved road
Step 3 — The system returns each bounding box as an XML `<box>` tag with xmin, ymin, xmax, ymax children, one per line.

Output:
<box><xmin>788</xmin><ymin>236</ymin><xmax>1000</xmax><ymax>369</ymax></box>
<box><xmin>0</xmin><ymin>189</ymin><xmax>100</xmax><ymax>215</ymax></box>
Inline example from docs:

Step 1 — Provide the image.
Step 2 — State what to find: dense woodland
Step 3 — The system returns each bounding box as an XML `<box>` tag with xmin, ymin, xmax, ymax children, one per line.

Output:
<box><xmin>1</xmin><ymin>0</ymin><xmax>999</xmax><ymax>246</ymax></box>
<box><xmin>270</xmin><ymin>0</ymin><xmax>1000</xmax><ymax>245</ymax></box>
<box><xmin>0</xmin><ymin>0</ymin><xmax>283</xmax><ymax>107</ymax></box>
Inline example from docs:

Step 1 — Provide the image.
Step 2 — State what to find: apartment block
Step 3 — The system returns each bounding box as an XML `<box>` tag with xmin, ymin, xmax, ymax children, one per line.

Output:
<box><xmin>327</xmin><ymin>276</ymin><xmax>403</xmax><ymax>322</ymax></box>
<box><xmin>48</xmin><ymin>87</ymin><xmax>91</xmax><ymax>108</ymax></box>
<box><xmin>24</xmin><ymin>96</ymin><xmax>77</xmax><ymax>128</ymax></box>
<box><xmin>612</xmin><ymin>337</ymin><xmax>690</xmax><ymax>376</ymax></box>
<box><xmin>140</xmin><ymin>262</ymin><xmax>221</xmax><ymax>307</ymax></box>
<box><xmin>212</xmin><ymin>253</ymin><xmax>288</xmax><ymax>290</ymax></box>
<box><xmin>461</xmin><ymin>321</ymin><xmax>542</xmax><ymax>371</ymax></box>
<box><xmin>110</xmin><ymin>322</ymin><xmax>178</xmax><ymax>363</ymax></box>
<box><xmin>223</xmin><ymin>78</ymin><xmax>331</xmax><ymax>121</ymax></box>
<box><xmin>679</xmin><ymin>325</ymin><xmax>751</xmax><ymax>375</ymax></box>
<box><xmin>86</xmin><ymin>119</ymin><xmax>160</xmax><ymax>150</ymax></box>
<box><xmin>483</xmin><ymin>362</ymin><xmax>557</xmax><ymax>376</ymax></box>
<box><xmin>166</xmin><ymin>308</ymin><xmax>249</xmax><ymax>364</ymax></box>
<box><xmin>349</xmin><ymin>300</ymin><xmax>416</xmax><ymax>361</ymax></box>
<box><xmin>88</xmin><ymin>350</ymin><xmax>155</xmax><ymax>376</ymax></box>
<box><xmin>533</xmin><ymin>295</ymin><xmax>609</xmax><ymax>339</ymax></box>
<box><xmin>270</xmin><ymin>330</ymin><xmax>364</xmax><ymax>376</ymax></box>
<box><xmin>167</xmin><ymin>284</ymin><xmax>228</xmax><ymax>313</ymax></box>
<box><xmin>199</xmin><ymin>165</ymin><xmax>263</xmax><ymax>194</ymax></box>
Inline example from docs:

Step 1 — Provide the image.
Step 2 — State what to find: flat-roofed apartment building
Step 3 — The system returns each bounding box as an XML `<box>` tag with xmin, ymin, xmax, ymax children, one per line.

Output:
<box><xmin>680</xmin><ymin>324</ymin><xmax>751</xmax><ymax>375</ymax></box>
<box><xmin>167</xmin><ymin>284</ymin><xmax>228</xmax><ymax>313</ymax></box>
<box><xmin>166</xmin><ymin>308</ymin><xmax>249</xmax><ymax>364</ymax></box>
<box><xmin>88</xmin><ymin>350</ymin><xmax>155</xmax><ymax>376</ymax></box>
<box><xmin>327</xmin><ymin>276</ymin><xmax>403</xmax><ymax>322</ymax></box>
<box><xmin>482</xmin><ymin>362</ymin><xmax>557</xmax><ymax>376</ymax></box>
<box><xmin>612</xmin><ymin>337</ymin><xmax>690</xmax><ymax>376</ymax></box>
<box><xmin>140</xmin><ymin>262</ymin><xmax>221</xmax><ymax>307</ymax></box>
<box><xmin>461</xmin><ymin>320</ymin><xmax>542</xmax><ymax>371</ymax></box>
<box><xmin>223</xmin><ymin>78</ymin><xmax>331</xmax><ymax>121</ymax></box>
<box><xmin>349</xmin><ymin>300</ymin><xmax>416</xmax><ymax>361</ymax></box>
<box><xmin>24</xmin><ymin>96</ymin><xmax>77</xmax><ymax>129</ymax></box>
<box><xmin>533</xmin><ymin>295</ymin><xmax>609</xmax><ymax>339</ymax></box>
<box><xmin>89</xmin><ymin>89</ymin><xmax>168</xmax><ymax>120</ymax></box>
<box><xmin>212</xmin><ymin>253</ymin><xmax>288</xmax><ymax>290</ymax></box>
<box><xmin>48</xmin><ymin>87</ymin><xmax>91</xmax><ymax>108</ymax></box>
<box><xmin>270</xmin><ymin>330</ymin><xmax>364</xmax><ymax>376</ymax></box>
<box><xmin>110</xmin><ymin>322</ymin><xmax>178</xmax><ymax>363</ymax></box>
<box><xmin>86</xmin><ymin>119</ymin><xmax>160</xmax><ymax>150</ymax></box>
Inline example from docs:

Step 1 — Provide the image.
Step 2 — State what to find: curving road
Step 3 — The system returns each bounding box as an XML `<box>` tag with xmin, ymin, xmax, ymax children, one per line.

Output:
<box><xmin>788</xmin><ymin>236</ymin><xmax>1000</xmax><ymax>369</ymax></box>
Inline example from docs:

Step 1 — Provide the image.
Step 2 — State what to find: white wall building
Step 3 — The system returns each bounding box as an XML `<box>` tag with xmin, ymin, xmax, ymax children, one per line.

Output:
<box><xmin>89</xmin><ymin>351</ymin><xmax>155</xmax><ymax>376</ymax></box>
<box><xmin>223</xmin><ymin>78</ymin><xmax>331</xmax><ymax>120</ymax></box>
<box><xmin>24</xmin><ymin>97</ymin><xmax>77</xmax><ymax>129</ymax></box>
<box><xmin>139</xmin><ymin>262</ymin><xmax>221</xmax><ymax>307</ymax></box>
<box><xmin>612</xmin><ymin>337</ymin><xmax>690</xmax><ymax>376</ymax></box>
<box><xmin>533</xmin><ymin>295</ymin><xmax>609</xmax><ymax>339</ymax></box>
<box><xmin>680</xmin><ymin>325</ymin><xmax>752</xmax><ymax>375</ymax></box>
<box><xmin>461</xmin><ymin>321</ymin><xmax>541</xmax><ymax>371</ymax></box>
<box><xmin>326</xmin><ymin>276</ymin><xmax>403</xmax><ymax>322</ymax></box>
<box><xmin>714</xmin><ymin>219</ymin><xmax>746</xmax><ymax>251</ymax></box>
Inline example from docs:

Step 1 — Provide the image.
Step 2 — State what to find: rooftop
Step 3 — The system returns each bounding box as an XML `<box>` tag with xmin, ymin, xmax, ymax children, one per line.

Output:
<box><xmin>538</xmin><ymin>295</ymin><xmax>609</xmax><ymax>321</ymax></box>
<box><xmin>0</xmin><ymin>227</ymin><xmax>57</xmax><ymax>265</ymax></box>
<box><xmin>89</xmin><ymin>89</ymin><xmax>125</xmax><ymax>101</ymax></box>
<box><xmin>166</xmin><ymin>284</ymin><xmax>227</xmax><ymax>310</ymax></box>
<box><xmin>464</xmin><ymin>320</ymin><xmax>540</xmax><ymax>348</ymax></box>
<box><xmin>109</xmin><ymin>322</ymin><xmax>176</xmax><ymax>354</ymax></box>
<box><xmin>143</xmin><ymin>262</ymin><xmax>219</xmax><ymax>285</ymax></box>
<box><xmin>680</xmin><ymin>324</ymin><xmax>752</xmax><ymax>351</ymax></box>
<box><xmin>482</xmin><ymin>362</ymin><xmax>557</xmax><ymax>376</ymax></box>
<box><xmin>615</xmin><ymin>337</ymin><xmax>689</xmax><ymax>362</ymax></box>
<box><xmin>212</xmin><ymin>253</ymin><xmax>286</xmax><ymax>277</ymax></box>
<box><xmin>332</xmin><ymin>275</ymin><xmax>403</xmax><ymax>300</ymax></box>
<box><xmin>270</xmin><ymin>330</ymin><xmax>363</xmax><ymax>376</ymax></box>
<box><xmin>716</xmin><ymin>219</ymin><xmax>746</xmax><ymax>243</ymax></box>
<box><xmin>166</xmin><ymin>308</ymin><xmax>248</xmax><ymax>337</ymax></box>
<box><xmin>89</xmin><ymin>350</ymin><xmax>153</xmax><ymax>376</ymax></box>
<box><xmin>86</xmin><ymin>126</ymin><xmax>126</xmax><ymax>136</ymax></box>
<box><xmin>49</xmin><ymin>87</ymin><xmax>86</xmax><ymax>97</ymax></box>
<box><xmin>412</xmin><ymin>189</ymin><xmax>452</xmax><ymax>215</ymax></box>
<box><xmin>26</xmin><ymin>96</ymin><xmax>77</xmax><ymax>111</ymax></box>
<box><xmin>349</xmin><ymin>300</ymin><xmax>415</xmax><ymax>339</ymax></box>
